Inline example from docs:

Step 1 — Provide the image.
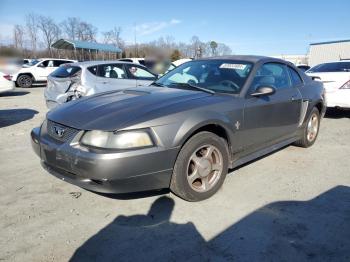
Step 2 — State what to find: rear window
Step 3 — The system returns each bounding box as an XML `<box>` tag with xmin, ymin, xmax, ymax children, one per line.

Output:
<box><xmin>308</xmin><ymin>62</ymin><xmax>350</xmax><ymax>73</ymax></box>
<box><xmin>87</xmin><ymin>66</ymin><xmax>97</xmax><ymax>75</ymax></box>
<box><xmin>51</xmin><ymin>65</ymin><xmax>81</xmax><ymax>78</ymax></box>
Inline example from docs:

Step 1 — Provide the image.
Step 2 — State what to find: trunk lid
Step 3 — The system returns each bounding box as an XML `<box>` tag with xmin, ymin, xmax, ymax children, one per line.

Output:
<box><xmin>306</xmin><ymin>72</ymin><xmax>350</xmax><ymax>93</ymax></box>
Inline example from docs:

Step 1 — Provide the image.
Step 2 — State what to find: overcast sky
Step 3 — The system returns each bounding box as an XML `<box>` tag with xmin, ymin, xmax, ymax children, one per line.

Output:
<box><xmin>0</xmin><ymin>0</ymin><xmax>349</xmax><ymax>55</ymax></box>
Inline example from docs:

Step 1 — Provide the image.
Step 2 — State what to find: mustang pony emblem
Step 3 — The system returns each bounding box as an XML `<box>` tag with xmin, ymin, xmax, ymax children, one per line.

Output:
<box><xmin>53</xmin><ymin>126</ymin><xmax>65</xmax><ymax>138</ymax></box>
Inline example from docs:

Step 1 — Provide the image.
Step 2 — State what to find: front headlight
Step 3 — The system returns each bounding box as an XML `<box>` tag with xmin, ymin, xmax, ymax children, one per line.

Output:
<box><xmin>80</xmin><ymin>130</ymin><xmax>154</xmax><ymax>149</ymax></box>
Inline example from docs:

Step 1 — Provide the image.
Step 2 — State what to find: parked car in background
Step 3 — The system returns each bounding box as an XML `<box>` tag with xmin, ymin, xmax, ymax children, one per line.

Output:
<box><xmin>12</xmin><ymin>58</ymin><xmax>76</xmax><ymax>88</ymax></box>
<box><xmin>297</xmin><ymin>64</ymin><xmax>310</xmax><ymax>72</ymax></box>
<box><xmin>119</xmin><ymin>58</ymin><xmax>159</xmax><ymax>72</ymax></box>
<box><xmin>32</xmin><ymin>55</ymin><xmax>325</xmax><ymax>201</ymax></box>
<box><xmin>0</xmin><ymin>58</ymin><xmax>23</xmax><ymax>75</ymax></box>
<box><xmin>306</xmin><ymin>61</ymin><xmax>350</xmax><ymax>108</ymax></box>
<box><xmin>45</xmin><ymin>60</ymin><xmax>157</xmax><ymax>109</ymax></box>
<box><xmin>0</xmin><ymin>71</ymin><xmax>15</xmax><ymax>93</ymax></box>
<box><xmin>164</xmin><ymin>58</ymin><xmax>193</xmax><ymax>74</ymax></box>
<box><xmin>22</xmin><ymin>59</ymin><xmax>32</xmax><ymax>65</ymax></box>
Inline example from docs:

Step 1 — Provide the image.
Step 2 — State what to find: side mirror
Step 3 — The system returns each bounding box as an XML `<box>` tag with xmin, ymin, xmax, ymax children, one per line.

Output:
<box><xmin>37</xmin><ymin>63</ymin><xmax>45</xmax><ymax>68</ymax></box>
<box><xmin>251</xmin><ymin>86</ymin><xmax>276</xmax><ymax>97</ymax></box>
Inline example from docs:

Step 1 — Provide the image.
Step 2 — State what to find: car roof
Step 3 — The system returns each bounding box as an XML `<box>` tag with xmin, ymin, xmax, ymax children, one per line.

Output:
<box><xmin>67</xmin><ymin>60</ymin><xmax>148</xmax><ymax>68</ymax></box>
<box><xmin>318</xmin><ymin>60</ymin><xmax>350</xmax><ymax>64</ymax></box>
<box><xmin>119</xmin><ymin>58</ymin><xmax>145</xmax><ymax>60</ymax></box>
<box><xmin>198</xmin><ymin>55</ymin><xmax>287</xmax><ymax>64</ymax></box>
<box><xmin>39</xmin><ymin>58</ymin><xmax>76</xmax><ymax>61</ymax></box>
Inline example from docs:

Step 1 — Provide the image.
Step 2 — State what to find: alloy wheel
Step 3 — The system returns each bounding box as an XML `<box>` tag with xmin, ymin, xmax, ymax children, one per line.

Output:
<box><xmin>186</xmin><ymin>144</ymin><xmax>223</xmax><ymax>193</ymax></box>
<box><xmin>307</xmin><ymin>113</ymin><xmax>319</xmax><ymax>142</ymax></box>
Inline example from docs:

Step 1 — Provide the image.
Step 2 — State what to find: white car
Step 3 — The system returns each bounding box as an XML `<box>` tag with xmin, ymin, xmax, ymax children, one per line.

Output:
<box><xmin>164</xmin><ymin>58</ymin><xmax>193</xmax><ymax>74</ymax></box>
<box><xmin>307</xmin><ymin>61</ymin><xmax>350</xmax><ymax>109</ymax></box>
<box><xmin>0</xmin><ymin>72</ymin><xmax>15</xmax><ymax>93</ymax></box>
<box><xmin>12</xmin><ymin>58</ymin><xmax>76</xmax><ymax>88</ymax></box>
<box><xmin>45</xmin><ymin>60</ymin><xmax>157</xmax><ymax>109</ymax></box>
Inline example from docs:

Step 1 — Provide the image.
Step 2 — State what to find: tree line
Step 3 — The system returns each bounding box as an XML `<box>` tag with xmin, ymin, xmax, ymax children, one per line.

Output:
<box><xmin>6</xmin><ymin>13</ymin><xmax>232</xmax><ymax>61</ymax></box>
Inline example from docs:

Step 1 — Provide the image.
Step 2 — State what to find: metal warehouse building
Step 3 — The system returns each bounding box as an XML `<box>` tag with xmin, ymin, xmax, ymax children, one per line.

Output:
<box><xmin>309</xmin><ymin>39</ymin><xmax>350</xmax><ymax>66</ymax></box>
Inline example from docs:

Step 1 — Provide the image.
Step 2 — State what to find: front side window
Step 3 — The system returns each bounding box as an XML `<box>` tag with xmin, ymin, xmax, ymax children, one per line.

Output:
<box><xmin>27</xmin><ymin>59</ymin><xmax>40</xmax><ymax>67</ymax></box>
<box><xmin>155</xmin><ymin>60</ymin><xmax>253</xmax><ymax>94</ymax></box>
<box><xmin>252</xmin><ymin>63</ymin><xmax>291</xmax><ymax>90</ymax></box>
<box><xmin>98</xmin><ymin>64</ymin><xmax>127</xmax><ymax>79</ymax></box>
<box><xmin>54</xmin><ymin>60</ymin><xmax>73</xmax><ymax>67</ymax></box>
<box><xmin>127</xmin><ymin>66</ymin><xmax>156</xmax><ymax>79</ymax></box>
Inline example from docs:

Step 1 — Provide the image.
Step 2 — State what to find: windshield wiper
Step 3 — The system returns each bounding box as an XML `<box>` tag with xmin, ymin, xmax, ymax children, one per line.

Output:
<box><xmin>169</xmin><ymin>82</ymin><xmax>215</xmax><ymax>94</ymax></box>
<box><xmin>150</xmin><ymin>82</ymin><xmax>165</xmax><ymax>87</ymax></box>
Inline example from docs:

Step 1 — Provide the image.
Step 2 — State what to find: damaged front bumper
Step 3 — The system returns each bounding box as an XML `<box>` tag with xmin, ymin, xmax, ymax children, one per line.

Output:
<box><xmin>30</xmin><ymin>126</ymin><xmax>178</xmax><ymax>194</ymax></box>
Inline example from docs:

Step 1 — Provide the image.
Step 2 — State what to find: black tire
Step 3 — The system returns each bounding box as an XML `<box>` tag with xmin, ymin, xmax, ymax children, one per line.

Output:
<box><xmin>294</xmin><ymin>107</ymin><xmax>320</xmax><ymax>148</ymax></box>
<box><xmin>16</xmin><ymin>75</ymin><xmax>33</xmax><ymax>88</ymax></box>
<box><xmin>170</xmin><ymin>131</ymin><xmax>229</xmax><ymax>202</ymax></box>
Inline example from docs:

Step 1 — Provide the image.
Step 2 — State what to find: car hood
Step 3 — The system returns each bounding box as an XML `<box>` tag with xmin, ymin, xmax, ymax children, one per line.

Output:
<box><xmin>47</xmin><ymin>86</ymin><xmax>214</xmax><ymax>131</ymax></box>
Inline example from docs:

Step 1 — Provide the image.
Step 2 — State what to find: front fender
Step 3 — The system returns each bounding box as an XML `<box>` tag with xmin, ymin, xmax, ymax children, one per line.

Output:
<box><xmin>172</xmin><ymin>110</ymin><xmax>236</xmax><ymax>148</ymax></box>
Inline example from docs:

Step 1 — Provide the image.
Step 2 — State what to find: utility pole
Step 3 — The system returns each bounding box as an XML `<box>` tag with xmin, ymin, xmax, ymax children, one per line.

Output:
<box><xmin>134</xmin><ymin>23</ymin><xmax>137</xmax><ymax>57</ymax></box>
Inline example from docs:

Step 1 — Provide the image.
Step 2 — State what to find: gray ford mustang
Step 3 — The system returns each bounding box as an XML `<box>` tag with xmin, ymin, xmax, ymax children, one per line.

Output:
<box><xmin>31</xmin><ymin>56</ymin><xmax>326</xmax><ymax>201</ymax></box>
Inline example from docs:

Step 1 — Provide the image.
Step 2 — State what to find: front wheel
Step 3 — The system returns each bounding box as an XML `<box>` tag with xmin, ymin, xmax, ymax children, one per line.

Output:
<box><xmin>170</xmin><ymin>131</ymin><xmax>229</xmax><ymax>201</ymax></box>
<box><xmin>294</xmin><ymin>107</ymin><xmax>320</xmax><ymax>148</ymax></box>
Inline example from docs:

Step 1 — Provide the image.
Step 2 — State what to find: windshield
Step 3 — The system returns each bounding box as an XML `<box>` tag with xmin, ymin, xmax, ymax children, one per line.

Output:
<box><xmin>307</xmin><ymin>62</ymin><xmax>350</xmax><ymax>73</ymax></box>
<box><xmin>50</xmin><ymin>65</ymin><xmax>81</xmax><ymax>78</ymax></box>
<box><xmin>155</xmin><ymin>60</ymin><xmax>253</xmax><ymax>94</ymax></box>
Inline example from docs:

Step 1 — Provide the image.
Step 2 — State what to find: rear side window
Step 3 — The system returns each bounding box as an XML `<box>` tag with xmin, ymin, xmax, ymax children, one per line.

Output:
<box><xmin>51</xmin><ymin>66</ymin><xmax>81</xmax><ymax>78</ymax></box>
<box><xmin>87</xmin><ymin>66</ymin><xmax>97</xmax><ymax>75</ymax></box>
<box><xmin>98</xmin><ymin>64</ymin><xmax>127</xmax><ymax>79</ymax></box>
<box><xmin>288</xmin><ymin>67</ymin><xmax>303</xmax><ymax>86</ymax></box>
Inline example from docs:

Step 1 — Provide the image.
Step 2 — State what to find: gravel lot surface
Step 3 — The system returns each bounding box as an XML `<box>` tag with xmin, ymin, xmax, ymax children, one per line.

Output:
<box><xmin>0</xmin><ymin>87</ymin><xmax>349</xmax><ymax>262</ymax></box>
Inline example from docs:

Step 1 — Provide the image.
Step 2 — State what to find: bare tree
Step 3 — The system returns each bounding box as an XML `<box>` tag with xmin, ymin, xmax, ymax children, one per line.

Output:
<box><xmin>61</xmin><ymin>17</ymin><xmax>80</xmax><ymax>40</ymax></box>
<box><xmin>25</xmin><ymin>13</ymin><xmax>38</xmax><ymax>57</ymax></box>
<box><xmin>37</xmin><ymin>15</ymin><xmax>61</xmax><ymax>56</ymax></box>
<box><xmin>13</xmin><ymin>24</ymin><xmax>25</xmax><ymax>51</ymax></box>
<box><xmin>216</xmin><ymin>43</ymin><xmax>232</xmax><ymax>56</ymax></box>
<box><xmin>103</xmin><ymin>26</ymin><xmax>124</xmax><ymax>48</ymax></box>
<box><xmin>76</xmin><ymin>22</ymin><xmax>97</xmax><ymax>42</ymax></box>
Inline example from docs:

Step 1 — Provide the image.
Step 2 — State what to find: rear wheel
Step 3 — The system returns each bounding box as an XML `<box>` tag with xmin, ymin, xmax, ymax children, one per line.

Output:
<box><xmin>170</xmin><ymin>131</ymin><xmax>229</xmax><ymax>201</ymax></box>
<box><xmin>294</xmin><ymin>107</ymin><xmax>320</xmax><ymax>148</ymax></box>
<box><xmin>17</xmin><ymin>75</ymin><xmax>33</xmax><ymax>88</ymax></box>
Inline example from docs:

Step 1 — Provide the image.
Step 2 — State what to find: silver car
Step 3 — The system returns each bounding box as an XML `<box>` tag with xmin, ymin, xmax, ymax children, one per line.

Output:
<box><xmin>44</xmin><ymin>61</ymin><xmax>157</xmax><ymax>109</ymax></box>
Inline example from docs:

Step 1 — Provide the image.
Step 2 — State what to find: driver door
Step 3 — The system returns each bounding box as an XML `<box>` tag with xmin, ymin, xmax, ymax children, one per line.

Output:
<box><xmin>241</xmin><ymin>62</ymin><xmax>302</xmax><ymax>153</ymax></box>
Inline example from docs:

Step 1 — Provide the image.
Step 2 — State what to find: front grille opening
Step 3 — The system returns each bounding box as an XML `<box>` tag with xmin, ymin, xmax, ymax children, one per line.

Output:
<box><xmin>47</xmin><ymin>120</ymin><xmax>79</xmax><ymax>142</ymax></box>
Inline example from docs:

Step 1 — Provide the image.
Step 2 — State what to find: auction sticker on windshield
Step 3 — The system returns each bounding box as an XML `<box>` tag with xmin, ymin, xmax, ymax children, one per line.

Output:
<box><xmin>220</xmin><ymin>63</ymin><xmax>247</xmax><ymax>70</ymax></box>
